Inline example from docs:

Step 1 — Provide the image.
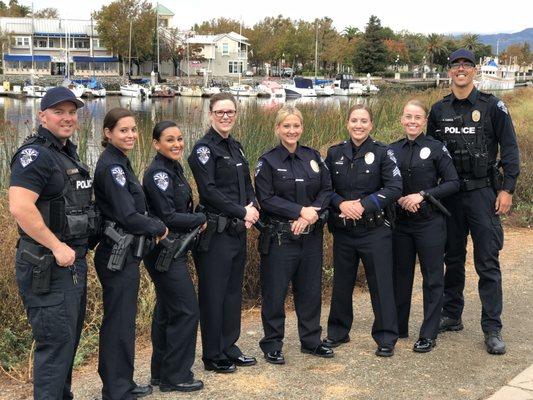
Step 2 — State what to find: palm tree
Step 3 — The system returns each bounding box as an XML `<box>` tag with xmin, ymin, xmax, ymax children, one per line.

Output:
<box><xmin>342</xmin><ymin>26</ymin><xmax>360</xmax><ymax>42</ymax></box>
<box><xmin>460</xmin><ymin>33</ymin><xmax>483</xmax><ymax>59</ymax></box>
<box><xmin>426</xmin><ymin>33</ymin><xmax>447</xmax><ymax>70</ymax></box>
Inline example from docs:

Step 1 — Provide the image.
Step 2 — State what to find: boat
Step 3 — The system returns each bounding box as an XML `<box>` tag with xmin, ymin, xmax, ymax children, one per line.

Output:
<box><xmin>120</xmin><ymin>83</ymin><xmax>148</xmax><ymax>98</ymax></box>
<box><xmin>475</xmin><ymin>58</ymin><xmax>516</xmax><ymax>91</ymax></box>
<box><xmin>62</xmin><ymin>79</ymin><xmax>85</xmax><ymax>98</ymax></box>
<box><xmin>333</xmin><ymin>74</ymin><xmax>364</xmax><ymax>96</ymax></box>
<box><xmin>257</xmin><ymin>80</ymin><xmax>286</xmax><ymax>98</ymax></box>
<box><xmin>179</xmin><ymin>86</ymin><xmax>203</xmax><ymax>97</ymax></box>
<box><xmin>22</xmin><ymin>84</ymin><xmax>48</xmax><ymax>98</ymax></box>
<box><xmin>201</xmin><ymin>85</ymin><xmax>221</xmax><ymax>97</ymax></box>
<box><xmin>229</xmin><ymin>83</ymin><xmax>258</xmax><ymax>97</ymax></box>
<box><xmin>149</xmin><ymin>84</ymin><xmax>176</xmax><ymax>98</ymax></box>
<box><xmin>85</xmin><ymin>78</ymin><xmax>107</xmax><ymax>98</ymax></box>
<box><xmin>282</xmin><ymin>77</ymin><xmax>317</xmax><ymax>97</ymax></box>
<box><xmin>314</xmin><ymin>79</ymin><xmax>334</xmax><ymax>96</ymax></box>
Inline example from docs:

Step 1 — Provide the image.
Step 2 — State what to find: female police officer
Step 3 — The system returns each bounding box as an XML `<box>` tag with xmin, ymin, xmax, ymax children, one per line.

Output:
<box><xmin>323</xmin><ymin>104</ymin><xmax>402</xmax><ymax>357</ymax></box>
<box><xmin>254</xmin><ymin>105</ymin><xmax>333</xmax><ymax>364</ymax></box>
<box><xmin>93</xmin><ymin>108</ymin><xmax>167</xmax><ymax>400</ymax></box>
<box><xmin>188</xmin><ymin>93</ymin><xmax>259</xmax><ymax>373</ymax></box>
<box><xmin>390</xmin><ymin>100</ymin><xmax>459</xmax><ymax>352</ymax></box>
<box><xmin>142</xmin><ymin>121</ymin><xmax>205</xmax><ymax>392</ymax></box>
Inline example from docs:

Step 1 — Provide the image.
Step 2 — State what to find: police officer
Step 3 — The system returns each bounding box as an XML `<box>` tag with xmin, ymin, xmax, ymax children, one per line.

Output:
<box><xmin>427</xmin><ymin>49</ymin><xmax>520</xmax><ymax>355</ymax></box>
<box><xmin>188</xmin><ymin>93</ymin><xmax>259</xmax><ymax>373</ymax></box>
<box><xmin>255</xmin><ymin>105</ymin><xmax>333</xmax><ymax>364</ymax></box>
<box><xmin>9</xmin><ymin>87</ymin><xmax>95</xmax><ymax>399</ymax></box>
<box><xmin>93</xmin><ymin>107</ymin><xmax>168</xmax><ymax>399</ymax></box>
<box><xmin>142</xmin><ymin>121</ymin><xmax>205</xmax><ymax>392</ymax></box>
<box><xmin>390</xmin><ymin>99</ymin><xmax>459</xmax><ymax>352</ymax></box>
<box><xmin>323</xmin><ymin>104</ymin><xmax>402</xmax><ymax>357</ymax></box>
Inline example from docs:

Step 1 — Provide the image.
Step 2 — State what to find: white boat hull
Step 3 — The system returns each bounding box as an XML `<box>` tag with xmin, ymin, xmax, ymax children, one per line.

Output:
<box><xmin>475</xmin><ymin>75</ymin><xmax>515</xmax><ymax>91</ymax></box>
<box><xmin>120</xmin><ymin>84</ymin><xmax>147</xmax><ymax>97</ymax></box>
<box><xmin>282</xmin><ymin>85</ymin><xmax>316</xmax><ymax>97</ymax></box>
<box><xmin>23</xmin><ymin>85</ymin><xmax>47</xmax><ymax>98</ymax></box>
<box><xmin>180</xmin><ymin>86</ymin><xmax>203</xmax><ymax>97</ymax></box>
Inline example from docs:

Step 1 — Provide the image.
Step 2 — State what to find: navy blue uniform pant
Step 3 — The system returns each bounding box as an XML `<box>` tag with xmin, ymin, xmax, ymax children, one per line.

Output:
<box><xmin>442</xmin><ymin>186</ymin><xmax>504</xmax><ymax>333</ymax></box>
<box><xmin>193</xmin><ymin>230</ymin><xmax>246</xmax><ymax>361</ymax></box>
<box><xmin>327</xmin><ymin>225</ymin><xmax>398</xmax><ymax>348</ymax></box>
<box><xmin>143</xmin><ymin>250</ymin><xmax>199</xmax><ymax>385</ymax></box>
<box><xmin>259</xmin><ymin>230</ymin><xmax>323</xmax><ymax>353</ymax></box>
<box><xmin>94</xmin><ymin>242</ymin><xmax>140</xmax><ymax>400</ymax></box>
<box><xmin>16</xmin><ymin>245</ymin><xmax>87</xmax><ymax>400</ymax></box>
<box><xmin>393</xmin><ymin>213</ymin><xmax>446</xmax><ymax>340</ymax></box>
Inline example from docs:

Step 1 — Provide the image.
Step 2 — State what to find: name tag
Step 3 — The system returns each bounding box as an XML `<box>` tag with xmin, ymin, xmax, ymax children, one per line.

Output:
<box><xmin>277</xmin><ymin>168</ymin><xmax>287</xmax><ymax>172</ymax></box>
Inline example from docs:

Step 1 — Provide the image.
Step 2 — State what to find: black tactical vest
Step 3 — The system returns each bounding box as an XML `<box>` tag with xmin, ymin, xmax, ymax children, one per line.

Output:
<box><xmin>13</xmin><ymin>135</ymin><xmax>98</xmax><ymax>244</ymax></box>
<box><xmin>435</xmin><ymin>94</ymin><xmax>490</xmax><ymax>180</ymax></box>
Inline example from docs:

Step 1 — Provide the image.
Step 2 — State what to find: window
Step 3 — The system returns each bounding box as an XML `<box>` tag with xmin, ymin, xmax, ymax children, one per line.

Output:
<box><xmin>228</xmin><ymin>61</ymin><xmax>243</xmax><ymax>74</ymax></box>
<box><xmin>222</xmin><ymin>43</ymin><xmax>229</xmax><ymax>55</ymax></box>
<box><xmin>76</xmin><ymin>62</ymin><xmax>90</xmax><ymax>70</ymax></box>
<box><xmin>20</xmin><ymin>61</ymin><xmax>32</xmax><ymax>69</ymax></box>
<box><xmin>33</xmin><ymin>38</ymin><xmax>48</xmax><ymax>48</ymax></box>
<box><xmin>92</xmin><ymin>39</ymin><xmax>101</xmax><ymax>48</ymax></box>
<box><xmin>15</xmin><ymin>37</ymin><xmax>30</xmax><ymax>47</ymax></box>
<box><xmin>74</xmin><ymin>39</ymin><xmax>89</xmax><ymax>49</ymax></box>
<box><xmin>35</xmin><ymin>61</ymin><xmax>49</xmax><ymax>70</ymax></box>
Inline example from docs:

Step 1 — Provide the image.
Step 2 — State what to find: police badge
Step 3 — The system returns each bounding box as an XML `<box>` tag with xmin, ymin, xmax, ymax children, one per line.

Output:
<box><xmin>310</xmin><ymin>159</ymin><xmax>320</xmax><ymax>173</ymax></box>
<box><xmin>19</xmin><ymin>147</ymin><xmax>39</xmax><ymax>168</ymax></box>
<box><xmin>419</xmin><ymin>147</ymin><xmax>431</xmax><ymax>160</ymax></box>
<box><xmin>111</xmin><ymin>166</ymin><xmax>126</xmax><ymax>186</ymax></box>
<box><xmin>472</xmin><ymin>110</ymin><xmax>481</xmax><ymax>122</ymax></box>
<box><xmin>196</xmin><ymin>146</ymin><xmax>211</xmax><ymax>165</ymax></box>
<box><xmin>153</xmin><ymin>171</ymin><xmax>169</xmax><ymax>191</ymax></box>
<box><xmin>364</xmin><ymin>152</ymin><xmax>375</xmax><ymax>165</ymax></box>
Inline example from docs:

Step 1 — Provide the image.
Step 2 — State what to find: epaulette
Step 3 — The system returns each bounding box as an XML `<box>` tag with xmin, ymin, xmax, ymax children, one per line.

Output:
<box><xmin>478</xmin><ymin>91</ymin><xmax>493</xmax><ymax>102</ymax></box>
<box><xmin>330</xmin><ymin>140</ymin><xmax>347</xmax><ymax>148</ymax></box>
<box><xmin>371</xmin><ymin>139</ymin><xmax>387</xmax><ymax>147</ymax></box>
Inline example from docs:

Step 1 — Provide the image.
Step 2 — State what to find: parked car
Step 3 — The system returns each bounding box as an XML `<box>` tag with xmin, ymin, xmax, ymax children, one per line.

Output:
<box><xmin>282</xmin><ymin>67</ymin><xmax>294</xmax><ymax>77</ymax></box>
<box><xmin>243</xmin><ymin>70</ymin><xmax>254</xmax><ymax>77</ymax></box>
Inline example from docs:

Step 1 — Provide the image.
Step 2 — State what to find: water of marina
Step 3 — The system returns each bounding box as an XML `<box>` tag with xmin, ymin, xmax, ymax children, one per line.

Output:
<box><xmin>0</xmin><ymin>95</ymin><xmax>357</xmax><ymax>170</ymax></box>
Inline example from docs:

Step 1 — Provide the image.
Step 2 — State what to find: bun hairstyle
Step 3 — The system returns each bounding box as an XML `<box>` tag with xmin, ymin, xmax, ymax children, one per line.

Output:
<box><xmin>153</xmin><ymin>120</ymin><xmax>178</xmax><ymax>141</ymax></box>
<box><xmin>403</xmin><ymin>99</ymin><xmax>428</xmax><ymax>117</ymax></box>
<box><xmin>347</xmin><ymin>103</ymin><xmax>373</xmax><ymax>122</ymax></box>
<box><xmin>101</xmin><ymin>107</ymin><xmax>135</xmax><ymax>147</ymax></box>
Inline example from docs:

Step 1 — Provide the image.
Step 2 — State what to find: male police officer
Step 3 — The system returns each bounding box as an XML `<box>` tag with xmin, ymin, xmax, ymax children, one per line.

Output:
<box><xmin>427</xmin><ymin>49</ymin><xmax>520</xmax><ymax>355</ymax></box>
<box><xmin>9</xmin><ymin>87</ymin><xmax>96</xmax><ymax>398</ymax></box>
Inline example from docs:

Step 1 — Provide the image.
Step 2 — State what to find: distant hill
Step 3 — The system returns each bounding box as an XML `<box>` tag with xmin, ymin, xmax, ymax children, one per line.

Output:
<box><xmin>472</xmin><ymin>28</ymin><xmax>533</xmax><ymax>53</ymax></box>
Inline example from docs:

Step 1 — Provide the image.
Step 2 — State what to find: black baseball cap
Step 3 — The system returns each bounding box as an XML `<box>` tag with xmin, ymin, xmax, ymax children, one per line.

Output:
<box><xmin>40</xmin><ymin>86</ymin><xmax>84</xmax><ymax>111</ymax></box>
<box><xmin>449</xmin><ymin>49</ymin><xmax>476</xmax><ymax>65</ymax></box>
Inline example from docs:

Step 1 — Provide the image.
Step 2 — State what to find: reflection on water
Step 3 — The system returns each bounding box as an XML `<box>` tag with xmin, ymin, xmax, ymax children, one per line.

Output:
<box><xmin>0</xmin><ymin>94</ymin><xmax>361</xmax><ymax>169</ymax></box>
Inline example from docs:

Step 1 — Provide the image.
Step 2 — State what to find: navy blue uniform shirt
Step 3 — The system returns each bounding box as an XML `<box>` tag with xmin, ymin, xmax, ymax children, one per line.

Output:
<box><xmin>94</xmin><ymin>143</ymin><xmax>166</xmax><ymax>236</ymax></box>
<box><xmin>390</xmin><ymin>134</ymin><xmax>459</xmax><ymax>199</ymax></box>
<box><xmin>254</xmin><ymin>143</ymin><xmax>332</xmax><ymax>221</ymax></box>
<box><xmin>325</xmin><ymin>136</ymin><xmax>403</xmax><ymax>213</ymax></box>
<box><xmin>188</xmin><ymin>127</ymin><xmax>255</xmax><ymax>219</ymax></box>
<box><xmin>143</xmin><ymin>152</ymin><xmax>206</xmax><ymax>233</ymax></box>
<box><xmin>10</xmin><ymin>127</ymin><xmax>79</xmax><ymax>197</ymax></box>
<box><xmin>427</xmin><ymin>88</ymin><xmax>520</xmax><ymax>193</ymax></box>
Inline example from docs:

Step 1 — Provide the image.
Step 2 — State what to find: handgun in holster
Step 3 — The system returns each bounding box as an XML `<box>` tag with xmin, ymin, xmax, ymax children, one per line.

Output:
<box><xmin>19</xmin><ymin>245</ymin><xmax>54</xmax><ymax>295</ymax></box>
<box><xmin>255</xmin><ymin>220</ymin><xmax>273</xmax><ymax>255</ymax></box>
<box><xmin>196</xmin><ymin>215</ymin><xmax>217</xmax><ymax>253</ymax></box>
<box><xmin>154</xmin><ymin>234</ymin><xmax>183</xmax><ymax>272</ymax></box>
<box><xmin>103</xmin><ymin>223</ymin><xmax>134</xmax><ymax>271</ymax></box>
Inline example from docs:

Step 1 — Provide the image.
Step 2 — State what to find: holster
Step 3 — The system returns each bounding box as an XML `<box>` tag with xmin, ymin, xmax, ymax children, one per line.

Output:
<box><xmin>154</xmin><ymin>233</ymin><xmax>185</xmax><ymax>272</ymax></box>
<box><xmin>490</xmin><ymin>161</ymin><xmax>504</xmax><ymax>192</ymax></box>
<box><xmin>196</xmin><ymin>215</ymin><xmax>217</xmax><ymax>253</ymax></box>
<box><xmin>103</xmin><ymin>222</ymin><xmax>135</xmax><ymax>271</ymax></box>
<box><xmin>227</xmin><ymin>218</ymin><xmax>246</xmax><ymax>236</ymax></box>
<box><xmin>18</xmin><ymin>239</ymin><xmax>54</xmax><ymax>294</ymax></box>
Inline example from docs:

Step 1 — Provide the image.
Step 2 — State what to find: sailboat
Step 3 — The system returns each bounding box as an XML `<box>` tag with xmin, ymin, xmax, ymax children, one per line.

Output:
<box><xmin>229</xmin><ymin>20</ymin><xmax>257</xmax><ymax>97</ymax></box>
<box><xmin>201</xmin><ymin>59</ymin><xmax>220</xmax><ymax>97</ymax></box>
<box><xmin>120</xmin><ymin>20</ymin><xmax>148</xmax><ymax>97</ymax></box>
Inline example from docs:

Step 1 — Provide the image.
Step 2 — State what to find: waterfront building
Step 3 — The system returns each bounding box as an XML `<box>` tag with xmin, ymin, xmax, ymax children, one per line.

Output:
<box><xmin>0</xmin><ymin>17</ymin><xmax>119</xmax><ymax>77</ymax></box>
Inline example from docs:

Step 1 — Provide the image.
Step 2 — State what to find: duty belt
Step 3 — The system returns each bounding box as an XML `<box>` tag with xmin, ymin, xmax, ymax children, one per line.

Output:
<box><xmin>330</xmin><ymin>210</ymin><xmax>385</xmax><ymax>230</ymax></box>
<box><xmin>460</xmin><ymin>177</ymin><xmax>491</xmax><ymax>192</ymax></box>
<box><xmin>396</xmin><ymin>202</ymin><xmax>435</xmax><ymax>221</ymax></box>
<box><xmin>270</xmin><ymin>219</ymin><xmax>315</xmax><ymax>235</ymax></box>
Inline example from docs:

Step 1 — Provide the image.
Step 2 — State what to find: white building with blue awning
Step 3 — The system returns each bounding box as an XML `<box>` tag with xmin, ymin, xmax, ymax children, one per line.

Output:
<box><xmin>1</xmin><ymin>17</ymin><xmax>119</xmax><ymax>76</ymax></box>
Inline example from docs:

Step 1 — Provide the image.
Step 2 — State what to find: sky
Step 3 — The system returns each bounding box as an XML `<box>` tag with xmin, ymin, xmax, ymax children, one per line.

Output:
<box><xmin>26</xmin><ymin>0</ymin><xmax>531</xmax><ymax>35</ymax></box>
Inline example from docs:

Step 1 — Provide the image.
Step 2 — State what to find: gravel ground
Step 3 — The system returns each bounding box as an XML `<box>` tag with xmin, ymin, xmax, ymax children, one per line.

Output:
<box><xmin>2</xmin><ymin>227</ymin><xmax>532</xmax><ymax>400</ymax></box>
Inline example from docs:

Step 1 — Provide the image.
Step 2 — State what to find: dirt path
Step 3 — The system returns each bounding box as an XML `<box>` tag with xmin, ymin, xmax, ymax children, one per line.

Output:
<box><xmin>2</xmin><ymin>227</ymin><xmax>532</xmax><ymax>400</ymax></box>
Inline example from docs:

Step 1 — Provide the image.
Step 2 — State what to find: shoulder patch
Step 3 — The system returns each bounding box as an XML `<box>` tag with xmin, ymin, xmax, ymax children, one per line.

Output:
<box><xmin>497</xmin><ymin>100</ymin><xmax>508</xmax><ymax>115</ymax></box>
<box><xmin>255</xmin><ymin>160</ymin><xmax>263</xmax><ymax>177</ymax></box>
<box><xmin>442</xmin><ymin>145</ymin><xmax>452</xmax><ymax>159</ymax></box>
<box><xmin>153</xmin><ymin>171</ymin><xmax>170</xmax><ymax>191</ymax></box>
<box><xmin>387</xmin><ymin>149</ymin><xmax>397</xmax><ymax>164</ymax></box>
<box><xmin>196</xmin><ymin>146</ymin><xmax>211</xmax><ymax>165</ymax></box>
<box><xmin>110</xmin><ymin>165</ymin><xmax>127</xmax><ymax>187</ymax></box>
<box><xmin>19</xmin><ymin>147</ymin><xmax>40</xmax><ymax>168</ymax></box>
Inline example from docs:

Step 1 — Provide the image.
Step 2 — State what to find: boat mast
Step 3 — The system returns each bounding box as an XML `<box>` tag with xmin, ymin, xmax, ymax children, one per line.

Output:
<box><xmin>31</xmin><ymin>2</ymin><xmax>35</xmax><ymax>73</ymax></box>
<box><xmin>128</xmin><ymin>20</ymin><xmax>132</xmax><ymax>77</ymax></box>
<box><xmin>238</xmin><ymin>17</ymin><xmax>243</xmax><ymax>87</ymax></box>
<box><xmin>90</xmin><ymin>17</ymin><xmax>95</xmax><ymax>79</ymax></box>
<box><xmin>314</xmin><ymin>21</ymin><xmax>318</xmax><ymax>79</ymax></box>
<box><xmin>156</xmin><ymin>2</ymin><xmax>160</xmax><ymax>74</ymax></box>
